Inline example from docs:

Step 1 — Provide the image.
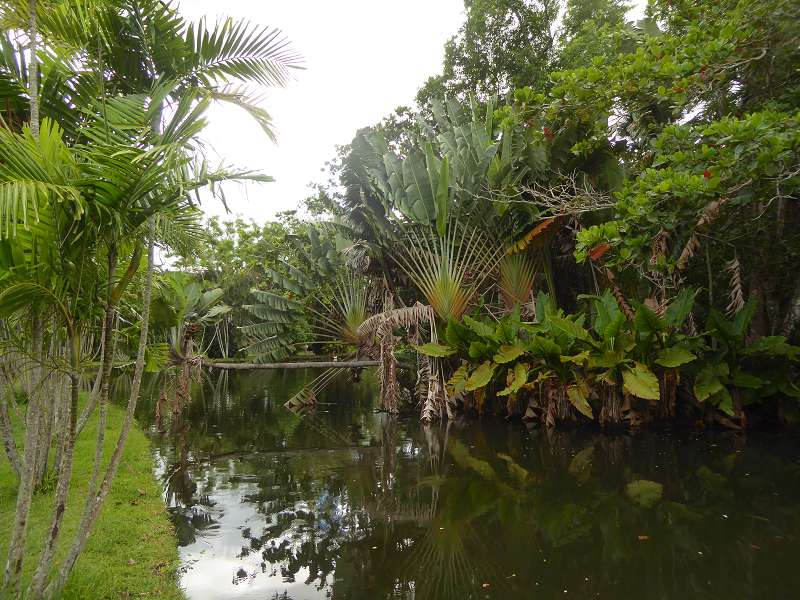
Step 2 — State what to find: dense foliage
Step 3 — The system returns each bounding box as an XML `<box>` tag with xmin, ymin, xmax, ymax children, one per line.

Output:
<box><xmin>177</xmin><ymin>0</ymin><xmax>800</xmax><ymax>430</ymax></box>
<box><xmin>0</xmin><ymin>0</ymin><xmax>797</xmax><ymax>594</ymax></box>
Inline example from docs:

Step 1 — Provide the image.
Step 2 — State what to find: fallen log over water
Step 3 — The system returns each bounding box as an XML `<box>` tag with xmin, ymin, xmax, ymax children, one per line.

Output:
<box><xmin>203</xmin><ymin>360</ymin><xmax>379</xmax><ymax>370</ymax></box>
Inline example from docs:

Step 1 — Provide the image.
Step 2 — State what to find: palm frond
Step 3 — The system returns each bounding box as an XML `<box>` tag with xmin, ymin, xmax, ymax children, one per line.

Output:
<box><xmin>182</xmin><ymin>17</ymin><xmax>302</xmax><ymax>88</ymax></box>
<box><xmin>498</xmin><ymin>253</ymin><xmax>538</xmax><ymax>310</ymax></box>
<box><xmin>396</xmin><ymin>222</ymin><xmax>504</xmax><ymax>322</ymax></box>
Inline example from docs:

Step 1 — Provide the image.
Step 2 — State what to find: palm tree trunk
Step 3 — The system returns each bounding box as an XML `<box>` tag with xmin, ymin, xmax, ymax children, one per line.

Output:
<box><xmin>27</xmin><ymin>0</ymin><xmax>39</xmax><ymax>139</ymax></box>
<box><xmin>2</xmin><ymin>8</ymin><xmax>42</xmax><ymax>585</ymax></box>
<box><xmin>2</xmin><ymin>315</ymin><xmax>43</xmax><ymax>596</ymax></box>
<box><xmin>0</xmin><ymin>386</ymin><xmax>20</xmax><ymax>478</ymax></box>
<box><xmin>32</xmin><ymin>387</ymin><xmax>51</xmax><ymax>487</ymax></box>
<box><xmin>48</xmin><ymin>221</ymin><xmax>156</xmax><ymax>599</ymax></box>
<box><xmin>28</xmin><ymin>334</ymin><xmax>80</xmax><ymax>598</ymax></box>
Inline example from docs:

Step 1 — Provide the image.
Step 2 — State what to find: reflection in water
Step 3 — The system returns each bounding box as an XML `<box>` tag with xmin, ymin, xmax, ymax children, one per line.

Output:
<box><xmin>134</xmin><ymin>370</ymin><xmax>800</xmax><ymax>600</ymax></box>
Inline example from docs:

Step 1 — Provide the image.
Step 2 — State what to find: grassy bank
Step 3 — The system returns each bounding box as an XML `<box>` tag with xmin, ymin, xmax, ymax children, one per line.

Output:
<box><xmin>0</xmin><ymin>400</ymin><xmax>185</xmax><ymax>599</ymax></box>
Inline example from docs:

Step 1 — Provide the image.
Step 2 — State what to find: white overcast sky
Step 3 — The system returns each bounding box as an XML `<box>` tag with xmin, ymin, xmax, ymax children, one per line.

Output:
<box><xmin>179</xmin><ymin>0</ymin><xmax>465</xmax><ymax>223</ymax></box>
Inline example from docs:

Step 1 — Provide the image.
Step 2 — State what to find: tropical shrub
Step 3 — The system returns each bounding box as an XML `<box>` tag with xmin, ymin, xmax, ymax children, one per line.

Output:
<box><xmin>416</xmin><ymin>289</ymin><xmax>799</xmax><ymax>428</ymax></box>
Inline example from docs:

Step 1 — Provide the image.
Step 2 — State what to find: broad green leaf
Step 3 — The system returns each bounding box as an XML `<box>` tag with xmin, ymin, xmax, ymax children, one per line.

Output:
<box><xmin>731</xmin><ymin>371</ymin><xmax>763</xmax><ymax>389</ymax></box>
<box><xmin>634</xmin><ymin>303</ymin><xmax>665</xmax><ymax>340</ymax></box>
<box><xmin>469</xmin><ymin>341</ymin><xmax>492</xmax><ymax>359</ymax></box>
<box><xmin>588</xmin><ymin>349</ymin><xmax>625</xmax><ymax>369</ymax></box>
<box><xmin>655</xmin><ymin>346</ymin><xmax>696</xmax><ymax>368</ymax></box>
<box><xmin>435</xmin><ymin>156</ymin><xmax>449</xmax><ymax>237</ymax></box>
<box><xmin>464</xmin><ymin>314</ymin><xmax>497</xmax><ymax>340</ymax></box>
<box><xmin>742</xmin><ymin>336</ymin><xmax>800</xmax><ymax>360</ymax></box>
<box><xmin>465</xmin><ymin>361</ymin><xmax>496</xmax><ymax>391</ymax></box>
<box><xmin>446</xmin><ymin>364</ymin><xmax>469</xmax><ymax>396</ymax></box>
<box><xmin>664</xmin><ymin>287</ymin><xmax>697</xmax><ymax>328</ymax></box>
<box><xmin>693</xmin><ymin>363</ymin><xmax>728</xmax><ymax>402</ymax></box>
<box><xmin>445</xmin><ymin>319</ymin><xmax>472</xmax><ymax>351</ymax></box>
<box><xmin>622</xmin><ymin>362</ymin><xmax>660</xmax><ymax>400</ymax></box>
<box><xmin>528</xmin><ymin>335</ymin><xmax>561</xmax><ymax>357</ymax></box>
<box><xmin>714</xmin><ymin>388</ymin><xmax>734</xmax><ymax>416</ymax></box>
<box><xmin>498</xmin><ymin>362</ymin><xmax>529</xmax><ymax>396</ymax></box>
<box><xmin>414</xmin><ymin>342</ymin><xmax>457</xmax><ymax>357</ymax></box>
<box><xmin>626</xmin><ymin>480</ymin><xmax>663</xmax><ymax>508</ymax></box>
<box><xmin>494</xmin><ymin>342</ymin><xmax>525</xmax><ymax>364</ymax></box>
<box><xmin>549</xmin><ymin>314</ymin><xmax>590</xmax><ymax>341</ymax></box>
<box><xmin>561</xmin><ymin>350</ymin><xmax>589</xmax><ymax>366</ymax></box>
<box><xmin>732</xmin><ymin>298</ymin><xmax>757</xmax><ymax>338</ymax></box>
<box><xmin>567</xmin><ymin>383</ymin><xmax>594</xmax><ymax>419</ymax></box>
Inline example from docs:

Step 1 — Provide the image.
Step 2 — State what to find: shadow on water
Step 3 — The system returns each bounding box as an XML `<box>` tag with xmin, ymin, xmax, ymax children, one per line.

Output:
<box><xmin>132</xmin><ymin>369</ymin><xmax>800</xmax><ymax>600</ymax></box>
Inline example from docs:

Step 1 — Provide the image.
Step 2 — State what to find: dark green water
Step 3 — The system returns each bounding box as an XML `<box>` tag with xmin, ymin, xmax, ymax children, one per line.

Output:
<box><xmin>134</xmin><ymin>370</ymin><xmax>800</xmax><ymax>600</ymax></box>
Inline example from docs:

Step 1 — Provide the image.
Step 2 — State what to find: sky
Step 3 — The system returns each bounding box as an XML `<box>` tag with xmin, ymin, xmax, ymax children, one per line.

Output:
<box><xmin>179</xmin><ymin>0</ymin><xmax>465</xmax><ymax>223</ymax></box>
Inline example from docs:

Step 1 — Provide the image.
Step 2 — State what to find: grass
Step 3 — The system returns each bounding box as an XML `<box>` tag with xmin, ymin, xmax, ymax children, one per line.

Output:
<box><xmin>0</xmin><ymin>398</ymin><xmax>185</xmax><ymax>600</ymax></box>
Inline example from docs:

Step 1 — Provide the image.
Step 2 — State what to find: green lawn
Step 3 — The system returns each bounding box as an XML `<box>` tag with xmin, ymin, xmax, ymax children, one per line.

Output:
<box><xmin>0</xmin><ymin>400</ymin><xmax>185</xmax><ymax>600</ymax></box>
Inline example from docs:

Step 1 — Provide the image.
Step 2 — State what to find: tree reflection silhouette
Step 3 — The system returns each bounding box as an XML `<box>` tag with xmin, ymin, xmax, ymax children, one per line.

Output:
<box><xmin>131</xmin><ymin>370</ymin><xmax>800</xmax><ymax>599</ymax></box>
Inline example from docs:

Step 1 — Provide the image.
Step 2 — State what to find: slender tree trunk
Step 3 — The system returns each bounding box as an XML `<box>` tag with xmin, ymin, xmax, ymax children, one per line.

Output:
<box><xmin>2</xmin><ymin>316</ymin><xmax>43</xmax><ymax>596</ymax></box>
<box><xmin>26</xmin><ymin>0</ymin><xmax>39</xmax><ymax>139</ymax></box>
<box><xmin>48</xmin><ymin>223</ymin><xmax>156</xmax><ymax>599</ymax></box>
<box><xmin>76</xmin><ymin>313</ymin><xmax>119</xmax><ymax>436</ymax></box>
<box><xmin>32</xmin><ymin>380</ymin><xmax>52</xmax><ymax>488</ymax></box>
<box><xmin>2</xmin><ymin>391</ymin><xmax>41</xmax><ymax>596</ymax></box>
<box><xmin>0</xmin><ymin>386</ymin><xmax>21</xmax><ymax>478</ymax></box>
<box><xmin>2</xmin><ymin>5</ymin><xmax>42</xmax><ymax>589</ymax></box>
<box><xmin>28</xmin><ymin>336</ymin><xmax>79</xmax><ymax>598</ymax></box>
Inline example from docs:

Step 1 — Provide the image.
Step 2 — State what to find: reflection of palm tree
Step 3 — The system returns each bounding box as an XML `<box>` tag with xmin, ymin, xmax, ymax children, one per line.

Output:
<box><xmin>401</xmin><ymin>519</ymin><xmax>509</xmax><ymax>599</ymax></box>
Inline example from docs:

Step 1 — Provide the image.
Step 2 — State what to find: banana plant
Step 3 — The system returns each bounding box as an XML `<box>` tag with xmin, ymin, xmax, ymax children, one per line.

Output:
<box><xmin>149</xmin><ymin>272</ymin><xmax>232</xmax><ymax>368</ymax></box>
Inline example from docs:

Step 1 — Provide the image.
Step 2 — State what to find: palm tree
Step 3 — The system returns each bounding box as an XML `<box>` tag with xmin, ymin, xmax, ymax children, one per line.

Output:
<box><xmin>0</xmin><ymin>2</ymin><xmax>301</xmax><ymax>597</ymax></box>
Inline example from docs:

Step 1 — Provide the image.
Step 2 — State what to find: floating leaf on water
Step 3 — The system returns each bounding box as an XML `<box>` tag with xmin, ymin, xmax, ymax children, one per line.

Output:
<box><xmin>626</xmin><ymin>479</ymin><xmax>663</xmax><ymax>507</ymax></box>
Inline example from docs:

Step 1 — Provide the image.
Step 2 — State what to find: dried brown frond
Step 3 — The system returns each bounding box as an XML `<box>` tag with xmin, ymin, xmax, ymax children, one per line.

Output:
<box><xmin>357</xmin><ymin>303</ymin><xmax>435</xmax><ymax>345</ymax></box>
<box><xmin>677</xmin><ymin>198</ymin><xmax>729</xmax><ymax>271</ymax></box>
<box><xmin>421</xmin><ymin>364</ymin><xmax>442</xmax><ymax>423</ymax></box>
<box><xmin>506</xmin><ymin>217</ymin><xmax>564</xmax><ymax>256</ymax></box>
<box><xmin>650</xmin><ymin>228</ymin><xmax>669</xmax><ymax>270</ymax></box>
<box><xmin>284</xmin><ymin>368</ymin><xmax>344</xmax><ymax>412</ymax></box>
<box><xmin>342</xmin><ymin>240</ymin><xmax>371</xmax><ymax>273</ymax></box>
<box><xmin>725</xmin><ymin>257</ymin><xmax>745</xmax><ymax>316</ymax></box>
<box><xmin>378</xmin><ymin>334</ymin><xmax>399</xmax><ymax>413</ymax></box>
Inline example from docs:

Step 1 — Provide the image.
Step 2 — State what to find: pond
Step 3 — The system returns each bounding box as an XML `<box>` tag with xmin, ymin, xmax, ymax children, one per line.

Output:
<box><xmin>134</xmin><ymin>369</ymin><xmax>800</xmax><ymax>600</ymax></box>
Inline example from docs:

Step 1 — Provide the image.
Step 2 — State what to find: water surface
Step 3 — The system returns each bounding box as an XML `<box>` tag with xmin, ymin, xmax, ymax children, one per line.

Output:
<box><xmin>136</xmin><ymin>370</ymin><xmax>800</xmax><ymax>599</ymax></box>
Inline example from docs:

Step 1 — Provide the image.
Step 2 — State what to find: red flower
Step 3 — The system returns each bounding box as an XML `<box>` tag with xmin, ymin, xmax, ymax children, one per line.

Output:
<box><xmin>699</xmin><ymin>66</ymin><xmax>707</xmax><ymax>81</ymax></box>
<box><xmin>543</xmin><ymin>126</ymin><xmax>555</xmax><ymax>140</ymax></box>
<box><xmin>703</xmin><ymin>169</ymin><xmax>711</xmax><ymax>179</ymax></box>
<box><xmin>589</xmin><ymin>243</ymin><xmax>611</xmax><ymax>262</ymax></box>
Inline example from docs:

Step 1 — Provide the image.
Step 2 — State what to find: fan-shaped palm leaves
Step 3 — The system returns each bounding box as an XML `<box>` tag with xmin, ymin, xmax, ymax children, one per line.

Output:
<box><xmin>397</xmin><ymin>223</ymin><xmax>504</xmax><ymax>323</ymax></box>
